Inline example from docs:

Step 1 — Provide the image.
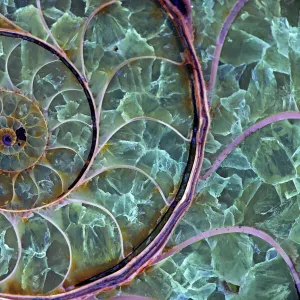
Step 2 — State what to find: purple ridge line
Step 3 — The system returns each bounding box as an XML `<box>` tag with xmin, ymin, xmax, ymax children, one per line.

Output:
<box><xmin>201</xmin><ymin>111</ymin><xmax>300</xmax><ymax>180</ymax></box>
<box><xmin>208</xmin><ymin>0</ymin><xmax>249</xmax><ymax>97</ymax></box>
<box><xmin>153</xmin><ymin>226</ymin><xmax>300</xmax><ymax>293</ymax></box>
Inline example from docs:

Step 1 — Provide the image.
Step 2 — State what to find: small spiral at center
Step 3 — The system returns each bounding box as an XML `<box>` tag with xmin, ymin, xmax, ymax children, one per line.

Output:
<box><xmin>0</xmin><ymin>128</ymin><xmax>17</xmax><ymax>150</ymax></box>
<box><xmin>2</xmin><ymin>134</ymin><xmax>12</xmax><ymax>146</ymax></box>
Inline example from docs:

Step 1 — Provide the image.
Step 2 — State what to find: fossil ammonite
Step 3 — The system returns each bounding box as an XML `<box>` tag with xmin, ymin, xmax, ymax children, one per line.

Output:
<box><xmin>0</xmin><ymin>0</ymin><xmax>207</xmax><ymax>299</ymax></box>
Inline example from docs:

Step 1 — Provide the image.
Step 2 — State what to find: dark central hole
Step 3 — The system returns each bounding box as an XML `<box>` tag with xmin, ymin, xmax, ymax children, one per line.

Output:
<box><xmin>2</xmin><ymin>134</ymin><xmax>12</xmax><ymax>146</ymax></box>
<box><xmin>16</xmin><ymin>127</ymin><xmax>26</xmax><ymax>142</ymax></box>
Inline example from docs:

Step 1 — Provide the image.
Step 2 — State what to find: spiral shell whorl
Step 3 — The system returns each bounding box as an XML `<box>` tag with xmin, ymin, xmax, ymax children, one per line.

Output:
<box><xmin>0</xmin><ymin>35</ymin><xmax>97</xmax><ymax>212</ymax></box>
<box><xmin>0</xmin><ymin>91</ymin><xmax>47</xmax><ymax>171</ymax></box>
<box><xmin>0</xmin><ymin>0</ymin><xmax>196</xmax><ymax>297</ymax></box>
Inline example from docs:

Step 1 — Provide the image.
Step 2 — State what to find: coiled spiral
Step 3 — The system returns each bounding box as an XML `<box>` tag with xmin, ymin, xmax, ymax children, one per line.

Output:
<box><xmin>0</xmin><ymin>0</ymin><xmax>198</xmax><ymax>298</ymax></box>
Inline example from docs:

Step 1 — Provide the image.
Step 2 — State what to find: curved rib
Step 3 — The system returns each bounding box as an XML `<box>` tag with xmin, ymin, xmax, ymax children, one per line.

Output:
<box><xmin>83</xmin><ymin>165</ymin><xmax>168</xmax><ymax>206</ymax></box>
<box><xmin>36</xmin><ymin>211</ymin><xmax>73</xmax><ymax>290</ymax></box>
<box><xmin>208</xmin><ymin>0</ymin><xmax>249</xmax><ymax>98</ymax></box>
<box><xmin>98</xmin><ymin>116</ymin><xmax>191</xmax><ymax>151</ymax></box>
<box><xmin>45</xmin><ymin>145</ymin><xmax>85</xmax><ymax>160</ymax></box>
<box><xmin>11</xmin><ymin>170</ymin><xmax>39</xmax><ymax>208</ymax></box>
<box><xmin>10</xmin><ymin>174</ymin><xmax>18</xmax><ymax>206</ymax></box>
<box><xmin>50</xmin><ymin>118</ymin><xmax>92</xmax><ymax>131</ymax></box>
<box><xmin>36</xmin><ymin>0</ymin><xmax>62</xmax><ymax>50</ymax></box>
<box><xmin>66</xmin><ymin>198</ymin><xmax>125</xmax><ymax>259</ymax></box>
<box><xmin>30</xmin><ymin>58</ymin><xmax>60</xmax><ymax>96</ymax></box>
<box><xmin>201</xmin><ymin>111</ymin><xmax>300</xmax><ymax>180</ymax></box>
<box><xmin>153</xmin><ymin>226</ymin><xmax>300</xmax><ymax>294</ymax></box>
<box><xmin>44</xmin><ymin>88</ymin><xmax>83</xmax><ymax>110</ymax></box>
<box><xmin>5</xmin><ymin>40</ymin><xmax>22</xmax><ymax>91</ymax></box>
<box><xmin>79</xmin><ymin>0</ymin><xmax>120</xmax><ymax>77</ymax></box>
<box><xmin>33</xmin><ymin>163</ymin><xmax>64</xmax><ymax>200</ymax></box>
<box><xmin>0</xmin><ymin>213</ymin><xmax>22</xmax><ymax>284</ymax></box>
<box><xmin>45</xmin><ymin>144</ymin><xmax>84</xmax><ymax>157</ymax></box>
<box><xmin>96</xmin><ymin>56</ymin><xmax>184</xmax><ymax>116</ymax></box>
<box><xmin>45</xmin><ymin>145</ymin><xmax>85</xmax><ymax>162</ymax></box>
<box><xmin>44</xmin><ymin>145</ymin><xmax>85</xmax><ymax>163</ymax></box>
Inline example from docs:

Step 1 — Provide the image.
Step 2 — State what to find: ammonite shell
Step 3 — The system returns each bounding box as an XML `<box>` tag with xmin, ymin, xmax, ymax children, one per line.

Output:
<box><xmin>0</xmin><ymin>0</ymin><xmax>205</xmax><ymax>298</ymax></box>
